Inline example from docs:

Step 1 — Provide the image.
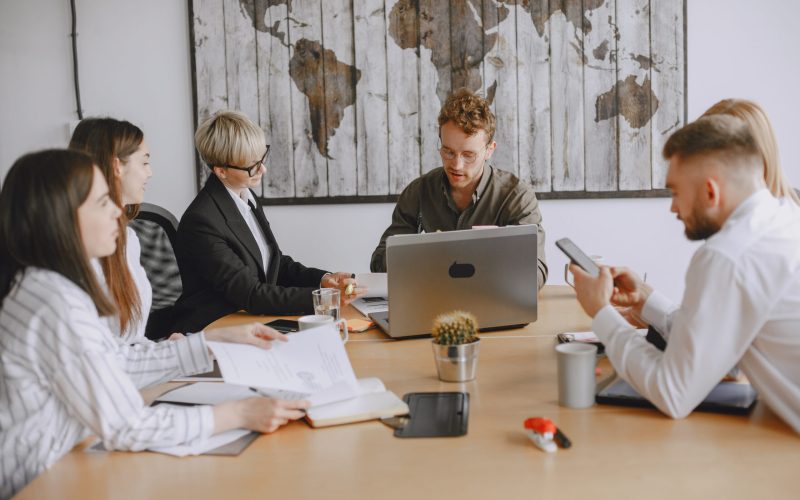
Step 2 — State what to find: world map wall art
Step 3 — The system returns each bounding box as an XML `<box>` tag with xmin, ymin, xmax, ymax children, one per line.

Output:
<box><xmin>190</xmin><ymin>0</ymin><xmax>686</xmax><ymax>203</ymax></box>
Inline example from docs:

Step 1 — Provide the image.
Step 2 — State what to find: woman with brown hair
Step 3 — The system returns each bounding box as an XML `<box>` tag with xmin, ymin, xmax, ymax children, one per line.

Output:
<box><xmin>69</xmin><ymin>118</ymin><xmax>154</xmax><ymax>341</ymax></box>
<box><xmin>701</xmin><ymin>99</ymin><xmax>799</xmax><ymax>204</ymax></box>
<box><xmin>0</xmin><ymin>149</ymin><xmax>308</xmax><ymax>497</ymax></box>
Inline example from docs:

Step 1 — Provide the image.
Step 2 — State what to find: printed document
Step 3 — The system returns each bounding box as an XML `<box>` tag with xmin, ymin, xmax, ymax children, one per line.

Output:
<box><xmin>207</xmin><ymin>324</ymin><xmax>360</xmax><ymax>407</ymax></box>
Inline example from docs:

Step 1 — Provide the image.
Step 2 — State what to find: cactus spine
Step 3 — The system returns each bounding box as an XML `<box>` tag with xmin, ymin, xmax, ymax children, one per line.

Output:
<box><xmin>431</xmin><ymin>311</ymin><xmax>479</xmax><ymax>345</ymax></box>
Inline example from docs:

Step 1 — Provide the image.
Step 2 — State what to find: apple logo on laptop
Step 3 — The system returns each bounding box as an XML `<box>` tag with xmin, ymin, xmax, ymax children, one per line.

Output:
<box><xmin>449</xmin><ymin>261</ymin><xmax>475</xmax><ymax>278</ymax></box>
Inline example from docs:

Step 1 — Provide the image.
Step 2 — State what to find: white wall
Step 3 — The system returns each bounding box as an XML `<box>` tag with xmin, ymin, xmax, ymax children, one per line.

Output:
<box><xmin>2</xmin><ymin>0</ymin><xmax>798</xmax><ymax>301</ymax></box>
<box><xmin>0</xmin><ymin>0</ymin><xmax>196</xmax><ymax>219</ymax></box>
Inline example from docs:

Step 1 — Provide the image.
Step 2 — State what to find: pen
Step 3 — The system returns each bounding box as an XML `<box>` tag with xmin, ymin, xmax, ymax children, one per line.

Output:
<box><xmin>554</xmin><ymin>427</ymin><xmax>572</xmax><ymax>449</ymax></box>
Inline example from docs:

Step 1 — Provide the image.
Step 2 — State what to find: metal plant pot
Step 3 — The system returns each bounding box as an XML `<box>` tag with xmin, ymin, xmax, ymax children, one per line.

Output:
<box><xmin>432</xmin><ymin>339</ymin><xmax>480</xmax><ymax>382</ymax></box>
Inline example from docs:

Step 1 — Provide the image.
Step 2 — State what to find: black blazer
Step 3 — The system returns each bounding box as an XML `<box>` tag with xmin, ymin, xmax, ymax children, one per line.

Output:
<box><xmin>171</xmin><ymin>174</ymin><xmax>328</xmax><ymax>333</ymax></box>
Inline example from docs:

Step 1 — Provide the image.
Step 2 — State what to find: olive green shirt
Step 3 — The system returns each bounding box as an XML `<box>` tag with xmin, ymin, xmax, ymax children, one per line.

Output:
<box><xmin>370</xmin><ymin>166</ymin><xmax>547</xmax><ymax>289</ymax></box>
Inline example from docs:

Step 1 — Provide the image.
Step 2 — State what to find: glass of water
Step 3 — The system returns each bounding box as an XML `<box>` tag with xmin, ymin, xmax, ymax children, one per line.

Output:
<box><xmin>313</xmin><ymin>288</ymin><xmax>341</xmax><ymax>321</ymax></box>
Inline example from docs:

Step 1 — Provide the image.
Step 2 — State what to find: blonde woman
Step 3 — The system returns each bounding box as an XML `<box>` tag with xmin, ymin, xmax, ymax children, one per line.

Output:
<box><xmin>171</xmin><ymin>110</ymin><xmax>357</xmax><ymax>333</ymax></box>
<box><xmin>701</xmin><ymin>98</ymin><xmax>799</xmax><ymax>204</ymax></box>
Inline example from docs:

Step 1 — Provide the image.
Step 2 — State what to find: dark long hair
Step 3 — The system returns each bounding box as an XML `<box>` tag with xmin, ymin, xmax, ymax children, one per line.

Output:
<box><xmin>0</xmin><ymin>149</ymin><xmax>116</xmax><ymax>316</ymax></box>
<box><xmin>70</xmin><ymin>118</ymin><xmax>143</xmax><ymax>334</ymax></box>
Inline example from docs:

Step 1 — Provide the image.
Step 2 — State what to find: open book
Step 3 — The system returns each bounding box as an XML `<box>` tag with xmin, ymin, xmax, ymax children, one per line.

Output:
<box><xmin>207</xmin><ymin>324</ymin><xmax>407</xmax><ymax>426</ymax></box>
<box><xmin>305</xmin><ymin>377</ymin><xmax>408</xmax><ymax>428</ymax></box>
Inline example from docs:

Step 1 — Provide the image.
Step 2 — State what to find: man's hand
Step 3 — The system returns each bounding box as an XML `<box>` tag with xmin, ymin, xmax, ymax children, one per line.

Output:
<box><xmin>204</xmin><ymin>322</ymin><xmax>288</xmax><ymax>350</ymax></box>
<box><xmin>608</xmin><ymin>267</ymin><xmax>652</xmax><ymax>318</ymax></box>
<box><xmin>571</xmin><ymin>264</ymin><xmax>614</xmax><ymax>317</ymax></box>
<box><xmin>320</xmin><ymin>272</ymin><xmax>367</xmax><ymax>304</ymax></box>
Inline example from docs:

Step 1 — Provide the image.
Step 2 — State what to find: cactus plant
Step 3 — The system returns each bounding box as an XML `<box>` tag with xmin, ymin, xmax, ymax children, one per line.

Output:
<box><xmin>431</xmin><ymin>311</ymin><xmax>479</xmax><ymax>345</ymax></box>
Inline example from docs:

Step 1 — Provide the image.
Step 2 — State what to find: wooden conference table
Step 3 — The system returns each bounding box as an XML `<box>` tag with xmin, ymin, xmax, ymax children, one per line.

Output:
<box><xmin>17</xmin><ymin>286</ymin><xmax>797</xmax><ymax>499</ymax></box>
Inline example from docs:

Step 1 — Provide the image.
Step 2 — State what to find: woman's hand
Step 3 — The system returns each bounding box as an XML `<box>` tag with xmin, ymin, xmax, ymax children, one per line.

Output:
<box><xmin>213</xmin><ymin>397</ymin><xmax>310</xmax><ymax>434</ymax></box>
<box><xmin>204</xmin><ymin>322</ymin><xmax>287</xmax><ymax>350</ymax></box>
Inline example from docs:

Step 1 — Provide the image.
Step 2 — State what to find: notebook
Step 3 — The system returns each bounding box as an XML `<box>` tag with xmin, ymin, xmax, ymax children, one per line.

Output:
<box><xmin>305</xmin><ymin>378</ymin><xmax>409</xmax><ymax>428</ymax></box>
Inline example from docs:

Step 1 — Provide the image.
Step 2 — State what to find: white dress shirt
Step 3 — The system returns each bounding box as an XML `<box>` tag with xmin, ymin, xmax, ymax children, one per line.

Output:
<box><xmin>0</xmin><ymin>268</ymin><xmax>215</xmax><ymax>496</ymax></box>
<box><xmin>592</xmin><ymin>189</ymin><xmax>800</xmax><ymax>433</ymax></box>
<box><xmin>225</xmin><ymin>186</ymin><xmax>271</xmax><ymax>273</ymax></box>
<box><xmin>90</xmin><ymin>227</ymin><xmax>154</xmax><ymax>344</ymax></box>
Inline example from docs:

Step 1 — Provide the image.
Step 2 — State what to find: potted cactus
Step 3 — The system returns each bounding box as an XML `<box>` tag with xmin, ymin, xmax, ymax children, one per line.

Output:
<box><xmin>431</xmin><ymin>311</ymin><xmax>480</xmax><ymax>382</ymax></box>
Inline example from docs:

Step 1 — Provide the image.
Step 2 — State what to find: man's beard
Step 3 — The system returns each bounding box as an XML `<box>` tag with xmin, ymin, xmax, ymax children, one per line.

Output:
<box><xmin>683</xmin><ymin>202</ymin><xmax>721</xmax><ymax>241</ymax></box>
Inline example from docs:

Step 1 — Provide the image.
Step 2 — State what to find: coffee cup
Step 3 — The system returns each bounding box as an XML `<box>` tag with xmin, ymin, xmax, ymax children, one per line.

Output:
<box><xmin>555</xmin><ymin>342</ymin><xmax>597</xmax><ymax>408</ymax></box>
<box><xmin>297</xmin><ymin>314</ymin><xmax>349</xmax><ymax>343</ymax></box>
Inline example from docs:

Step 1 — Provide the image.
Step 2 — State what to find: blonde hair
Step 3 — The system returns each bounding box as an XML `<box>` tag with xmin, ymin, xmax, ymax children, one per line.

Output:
<box><xmin>701</xmin><ymin>99</ymin><xmax>799</xmax><ymax>204</ymax></box>
<box><xmin>195</xmin><ymin>110</ymin><xmax>266</xmax><ymax>168</ymax></box>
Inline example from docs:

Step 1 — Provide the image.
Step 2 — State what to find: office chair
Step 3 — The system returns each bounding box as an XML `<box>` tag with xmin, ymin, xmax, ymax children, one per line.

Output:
<box><xmin>130</xmin><ymin>203</ymin><xmax>183</xmax><ymax>340</ymax></box>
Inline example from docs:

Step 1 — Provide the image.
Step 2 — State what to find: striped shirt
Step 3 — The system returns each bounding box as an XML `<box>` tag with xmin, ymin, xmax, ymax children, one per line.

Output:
<box><xmin>0</xmin><ymin>268</ymin><xmax>215</xmax><ymax>497</ymax></box>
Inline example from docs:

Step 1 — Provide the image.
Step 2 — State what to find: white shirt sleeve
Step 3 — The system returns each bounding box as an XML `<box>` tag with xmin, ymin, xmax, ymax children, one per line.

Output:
<box><xmin>640</xmin><ymin>290</ymin><xmax>678</xmax><ymax>339</ymax></box>
<box><xmin>49</xmin><ymin>320</ymin><xmax>215</xmax><ymax>451</ymax></box>
<box><xmin>112</xmin><ymin>332</ymin><xmax>214</xmax><ymax>389</ymax></box>
<box><xmin>592</xmin><ymin>247</ymin><xmax>762</xmax><ymax>418</ymax></box>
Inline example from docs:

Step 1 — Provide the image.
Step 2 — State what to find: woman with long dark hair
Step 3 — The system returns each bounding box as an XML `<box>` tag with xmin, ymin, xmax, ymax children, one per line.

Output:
<box><xmin>0</xmin><ymin>150</ymin><xmax>308</xmax><ymax>497</ymax></box>
<box><xmin>69</xmin><ymin>118</ymin><xmax>153</xmax><ymax>341</ymax></box>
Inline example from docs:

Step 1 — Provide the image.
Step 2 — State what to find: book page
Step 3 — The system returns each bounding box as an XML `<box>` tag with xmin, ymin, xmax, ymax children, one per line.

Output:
<box><xmin>355</xmin><ymin>272</ymin><xmax>387</xmax><ymax>298</ymax></box>
<box><xmin>207</xmin><ymin>324</ymin><xmax>359</xmax><ymax>403</ymax></box>
<box><xmin>351</xmin><ymin>297</ymin><xmax>388</xmax><ymax>316</ymax></box>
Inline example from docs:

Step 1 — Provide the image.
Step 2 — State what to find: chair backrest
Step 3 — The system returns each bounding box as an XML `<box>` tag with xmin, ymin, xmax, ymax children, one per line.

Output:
<box><xmin>130</xmin><ymin>203</ymin><xmax>183</xmax><ymax>313</ymax></box>
<box><xmin>136</xmin><ymin>202</ymin><xmax>179</xmax><ymax>248</ymax></box>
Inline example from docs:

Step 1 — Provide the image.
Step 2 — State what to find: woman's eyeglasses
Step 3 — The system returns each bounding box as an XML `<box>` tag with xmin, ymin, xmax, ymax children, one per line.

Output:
<box><xmin>224</xmin><ymin>146</ymin><xmax>270</xmax><ymax>177</ymax></box>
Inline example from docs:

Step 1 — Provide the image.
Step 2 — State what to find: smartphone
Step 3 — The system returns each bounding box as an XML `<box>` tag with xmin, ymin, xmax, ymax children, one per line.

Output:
<box><xmin>555</xmin><ymin>237</ymin><xmax>600</xmax><ymax>277</ymax></box>
<box><xmin>264</xmin><ymin>319</ymin><xmax>299</xmax><ymax>333</ymax></box>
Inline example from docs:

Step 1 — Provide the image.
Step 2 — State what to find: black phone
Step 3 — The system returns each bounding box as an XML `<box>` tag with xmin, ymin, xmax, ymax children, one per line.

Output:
<box><xmin>394</xmin><ymin>392</ymin><xmax>469</xmax><ymax>438</ymax></box>
<box><xmin>555</xmin><ymin>237</ymin><xmax>600</xmax><ymax>277</ymax></box>
<box><xmin>264</xmin><ymin>319</ymin><xmax>299</xmax><ymax>333</ymax></box>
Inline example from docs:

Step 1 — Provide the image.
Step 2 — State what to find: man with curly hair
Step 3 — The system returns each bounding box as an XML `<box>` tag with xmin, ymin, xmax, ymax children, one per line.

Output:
<box><xmin>370</xmin><ymin>88</ymin><xmax>547</xmax><ymax>290</ymax></box>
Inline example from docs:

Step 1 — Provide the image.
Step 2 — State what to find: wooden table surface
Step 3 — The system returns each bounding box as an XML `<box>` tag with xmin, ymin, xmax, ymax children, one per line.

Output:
<box><xmin>16</xmin><ymin>286</ymin><xmax>797</xmax><ymax>499</ymax></box>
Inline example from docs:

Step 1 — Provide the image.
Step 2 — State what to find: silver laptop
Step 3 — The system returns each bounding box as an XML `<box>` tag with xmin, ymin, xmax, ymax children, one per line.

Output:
<box><xmin>370</xmin><ymin>225</ymin><xmax>538</xmax><ymax>339</ymax></box>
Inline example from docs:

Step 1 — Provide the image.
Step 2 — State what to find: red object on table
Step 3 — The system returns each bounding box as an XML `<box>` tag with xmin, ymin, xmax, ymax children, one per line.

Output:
<box><xmin>523</xmin><ymin>417</ymin><xmax>556</xmax><ymax>435</ymax></box>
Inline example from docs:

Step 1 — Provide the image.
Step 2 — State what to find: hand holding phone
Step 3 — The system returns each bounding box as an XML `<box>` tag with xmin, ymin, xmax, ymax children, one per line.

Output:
<box><xmin>555</xmin><ymin>238</ymin><xmax>600</xmax><ymax>278</ymax></box>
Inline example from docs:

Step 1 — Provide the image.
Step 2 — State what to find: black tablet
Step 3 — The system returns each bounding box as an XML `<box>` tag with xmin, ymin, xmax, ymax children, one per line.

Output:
<box><xmin>596</xmin><ymin>378</ymin><xmax>758</xmax><ymax>415</ymax></box>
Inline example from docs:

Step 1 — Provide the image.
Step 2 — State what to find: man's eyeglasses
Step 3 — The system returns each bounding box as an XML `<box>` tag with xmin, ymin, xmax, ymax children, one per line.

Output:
<box><xmin>439</xmin><ymin>143</ymin><xmax>489</xmax><ymax>165</ymax></box>
<box><xmin>224</xmin><ymin>146</ymin><xmax>270</xmax><ymax>177</ymax></box>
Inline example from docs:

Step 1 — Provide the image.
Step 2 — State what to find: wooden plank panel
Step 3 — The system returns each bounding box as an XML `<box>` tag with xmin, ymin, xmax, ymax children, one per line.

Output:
<box><xmin>650</xmin><ymin>0</ymin><xmax>684</xmax><ymax>188</ymax></box>
<box><xmin>255</xmin><ymin>1</ymin><xmax>294</xmax><ymax>198</ymax></box>
<box><xmin>449</xmin><ymin>0</ymin><xmax>484</xmax><ymax>92</ymax></box>
<box><xmin>616</xmin><ymin>0</ymin><xmax>652</xmax><ymax>190</ymax></box>
<box><xmin>354</xmin><ymin>0</ymin><xmax>390</xmax><ymax>195</ymax></box>
<box><xmin>516</xmin><ymin>0</ymin><xmax>551</xmax><ymax>191</ymax></box>
<box><xmin>287</xmin><ymin>0</ymin><xmax>328</xmax><ymax>197</ymax></box>
<box><xmin>583</xmin><ymin>0</ymin><xmax>618</xmax><ymax>191</ymax></box>
<box><xmin>321</xmin><ymin>0</ymin><xmax>359</xmax><ymax>196</ymax></box>
<box><xmin>549</xmin><ymin>0</ymin><xmax>585</xmax><ymax>191</ymax></box>
<box><xmin>191</xmin><ymin>0</ymin><xmax>228</xmax><ymax>185</ymax></box>
<box><xmin>482</xmin><ymin>0</ymin><xmax>518</xmax><ymax>176</ymax></box>
<box><xmin>385</xmin><ymin>0</ymin><xmax>421</xmax><ymax>194</ymax></box>
<box><xmin>223</xmin><ymin>0</ymin><xmax>259</xmax><ymax>120</ymax></box>
<box><xmin>418</xmin><ymin>0</ymin><xmax>450</xmax><ymax>175</ymax></box>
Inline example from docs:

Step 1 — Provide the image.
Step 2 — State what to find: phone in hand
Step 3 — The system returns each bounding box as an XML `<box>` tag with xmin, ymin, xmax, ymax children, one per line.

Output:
<box><xmin>264</xmin><ymin>319</ymin><xmax>299</xmax><ymax>333</ymax></box>
<box><xmin>555</xmin><ymin>238</ymin><xmax>600</xmax><ymax>277</ymax></box>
